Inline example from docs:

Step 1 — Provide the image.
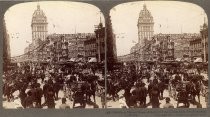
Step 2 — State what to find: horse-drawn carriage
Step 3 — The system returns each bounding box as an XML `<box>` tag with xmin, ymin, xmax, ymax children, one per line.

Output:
<box><xmin>169</xmin><ymin>72</ymin><xmax>206</xmax><ymax>107</ymax></box>
<box><xmin>169</xmin><ymin>80</ymin><xmax>190</xmax><ymax>107</ymax></box>
<box><xmin>70</xmin><ymin>74</ymin><xmax>102</xmax><ymax>108</ymax></box>
<box><xmin>169</xmin><ymin>79</ymin><xmax>188</xmax><ymax>99</ymax></box>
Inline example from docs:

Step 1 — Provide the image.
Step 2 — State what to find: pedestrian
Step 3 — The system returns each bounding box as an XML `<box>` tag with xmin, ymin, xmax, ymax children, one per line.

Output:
<box><xmin>124</xmin><ymin>86</ymin><xmax>131</xmax><ymax>106</ymax></box>
<box><xmin>19</xmin><ymin>84</ymin><xmax>27</xmax><ymax>108</ymax></box>
<box><xmin>151</xmin><ymin>85</ymin><xmax>160</xmax><ymax>108</ymax></box>
<box><xmin>128</xmin><ymin>90</ymin><xmax>137</xmax><ymax>108</ymax></box>
<box><xmin>163</xmin><ymin>97</ymin><xmax>174</xmax><ymax>108</ymax></box>
<box><xmin>148</xmin><ymin>80</ymin><xmax>153</xmax><ymax>103</ymax></box>
<box><xmin>90</xmin><ymin>81</ymin><xmax>97</xmax><ymax>102</ymax></box>
<box><xmin>140</xmin><ymin>83</ymin><xmax>147</xmax><ymax>107</ymax></box>
<box><xmin>28</xmin><ymin>85</ymin><xmax>36</xmax><ymax>103</ymax></box>
<box><xmin>46</xmin><ymin>86</ymin><xmax>55</xmax><ymax>108</ymax></box>
<box><xmin>158</xmin><ymin>80</ymin><xmax>165</xmax><ymax>99</ymax></box>
<box><xmin>43</xmin><ymin>80</ymin><xmax>49</xmax><ymax>102</ymax></box>
<box><xmin>24</xmin><ymin>91</ymin><xmax>33</xmax><ymax>108</ymax></box>
<box><xmin>35</xmin><ymin>83</ymin><xmax>43</xmax><ymax>108</ymax></box>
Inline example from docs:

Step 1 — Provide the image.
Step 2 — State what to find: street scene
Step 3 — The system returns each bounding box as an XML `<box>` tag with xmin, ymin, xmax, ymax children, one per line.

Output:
<box><xmin>3</xmin><ymin>2</ymin><xmax>105</xmax><ymax>109</ymax></box>
<box><xmin>2</xmin><ymin>1</ymin><xmax>209</xmax><ymax>109</ymax></box>
<box><xmin>107</xmin><ymin>1</ymin><xmax>208</xmax><ymax>108</ymax></box>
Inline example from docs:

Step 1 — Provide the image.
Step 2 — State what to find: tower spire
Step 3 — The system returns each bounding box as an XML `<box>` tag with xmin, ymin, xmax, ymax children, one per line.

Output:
<box><xmin>37</xmin><ymin>3</ymin><xmax>40</xmax><ymax>10</ymax></box>
<box><xmin>143</xmin><ymin>4</ymin><xmax>146</xmax><ymax>10</ymax></box>
<box><xmin>137</xmin><ymin>3</ymin><xmax>154</xmax><ymax>45</ymax></box>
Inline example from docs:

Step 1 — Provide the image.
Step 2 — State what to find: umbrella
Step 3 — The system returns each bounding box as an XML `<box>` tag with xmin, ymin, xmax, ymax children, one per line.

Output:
<box><xmin>69</xmin><ymin>58</ymin><xmax>76</xmax><ymax>62</ymax></box>
<box><xmin>194</xmin><ymin>58</ymin><xmax>202</xmax><ymax>63</ymax></box>
<box><xmin>88</xmin><ymin>58</ymin><xmax>97</xmax><ymax>63</ymax></box>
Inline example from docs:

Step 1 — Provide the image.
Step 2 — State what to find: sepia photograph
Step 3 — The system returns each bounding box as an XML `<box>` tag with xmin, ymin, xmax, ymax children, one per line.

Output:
<box><xmin>107</xmin><ymin>1</ymin><xmax>208</xmax><ymax>108</ymax></box>
<box><xmin>1</xmin><ymin>0</ymin><xmax>209</xmax><ymax>112</ymax></box>
<box><xmin>3</xmin><ymin>1</ymin><xmax>106</xmax><ymax>109</ymax></box>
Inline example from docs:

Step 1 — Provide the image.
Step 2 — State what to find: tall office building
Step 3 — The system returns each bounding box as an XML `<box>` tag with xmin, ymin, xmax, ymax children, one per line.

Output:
<box><xmin>137</xmin><ymin>4</ymin><xmax>154</xmax><ymax>46</ymax></box>
<box><xmin>31</xmin><ymin>4</ymin><xmax>48</xmax><ymax>46</ymax></box>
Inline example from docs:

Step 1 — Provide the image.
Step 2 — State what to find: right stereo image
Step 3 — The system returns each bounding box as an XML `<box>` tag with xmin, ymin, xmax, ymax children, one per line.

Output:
<box><xmin>106</xmin><ymin>1</ymin><xmax>208</xmax><ymax>108</ymax></box>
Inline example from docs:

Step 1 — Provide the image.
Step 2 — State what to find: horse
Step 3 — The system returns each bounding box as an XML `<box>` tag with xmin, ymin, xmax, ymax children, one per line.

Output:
<box><xmin>106</xmin><ymin>79</ymin><xmax>118</xmax><ymax>101</ymax></box>
<box><xmin>191</xmin><ymin>80</ymin><xmax>202</xmax><ymax>103</ymax></box>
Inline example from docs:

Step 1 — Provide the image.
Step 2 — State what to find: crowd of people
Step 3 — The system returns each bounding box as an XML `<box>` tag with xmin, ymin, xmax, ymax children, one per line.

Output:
<box><xmin>106</xmin><ymin>61</ymin><xmax>208</xmax><ymax>108</ymax></box>
<box><xmin>3</xmin><ymin>62</ymin><xmax>105</xmax><ymax>109</ymax></box>
<box><xmin>2</xmin><ymin>61</ymin><xmax>208</xmax><ymax>109</ymax></box>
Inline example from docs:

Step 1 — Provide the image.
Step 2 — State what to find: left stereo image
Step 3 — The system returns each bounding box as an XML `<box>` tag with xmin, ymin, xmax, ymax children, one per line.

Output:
<box><xmin>2</xmin><ymin>1</ymin><xmax>105</xmax><ymax>109</ymax></box>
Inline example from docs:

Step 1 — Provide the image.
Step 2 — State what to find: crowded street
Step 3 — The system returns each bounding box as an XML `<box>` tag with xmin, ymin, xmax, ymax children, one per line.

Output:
<box><xmin>2</xmin><ymin>59</ymin><xmax>208</xmax><ymax>109</ymax></box>
<box><xmin>3</xmin><ymin>2</ymin><xmax>107</xmax><ymax>109</ymax></box>
<box><xmin>3</xmin><ymin>62</ymin><xmax>106</xmax><ymax>109</ymax></box>
<box><xmin>106</xmin><ymin>78</ymin><xmax>207</xmax><ymax>108</ymax></box>
<box><xmin>105</xmin><ymin>62</ymin><xmax>208</xmax><ymax>108</ymax></box>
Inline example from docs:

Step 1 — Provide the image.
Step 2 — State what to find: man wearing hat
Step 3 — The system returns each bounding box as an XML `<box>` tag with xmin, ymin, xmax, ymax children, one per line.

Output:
<box><xmin>163</xmin><ymin>97</ymin><xmax>174</xmax><ymax>108</ymax></box>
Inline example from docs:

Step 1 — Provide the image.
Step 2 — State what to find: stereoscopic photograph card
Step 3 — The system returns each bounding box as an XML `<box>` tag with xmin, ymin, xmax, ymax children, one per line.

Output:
<box><xmin>0</xmin><ymin>0</ymin><xmax>209</xmax><ymax>117</ymax></box>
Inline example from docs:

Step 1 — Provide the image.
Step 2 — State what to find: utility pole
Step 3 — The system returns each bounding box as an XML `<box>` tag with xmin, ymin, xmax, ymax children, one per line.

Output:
<box><xmin>203</xmin><ymin>31</ymin><xmax>206</xmax><ymax>63</ymax></box>
<box><xmin>201</xmin><ymin>17</ymin><xmax>207</xmax><ymax>62</ymax></box>
<box><xmin>94</xmin><ymin>18</ymin><xmax>103</xmax><ymax>62</ymax></box>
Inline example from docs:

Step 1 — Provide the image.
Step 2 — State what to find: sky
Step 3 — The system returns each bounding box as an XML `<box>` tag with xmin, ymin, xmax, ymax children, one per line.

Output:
<box><xmin>4</xmin><ymin>1</ymin><xmax>104</xmax><ymax>57</ymax></box>
<box><xmin>110</xmin><ymin>1</ymin><xmax>208</xmax><ymax>56</ymax></box>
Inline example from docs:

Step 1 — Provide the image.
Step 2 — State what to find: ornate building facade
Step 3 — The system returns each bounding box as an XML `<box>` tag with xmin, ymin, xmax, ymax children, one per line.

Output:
<box><xmin>137</xmin><ymin>4</ymin><xmax>154</xmax><ymax>45</ymax></box>
<box><xmin>31</xmin><ymin>4</ymin><xmax>48</xmax><ymax>46</ymax></box>
<box><xmin>24</xmin><ymin>4</ymin><xmax>48</xmax><ymax>61</ymax></box>
<box><xmin>130</xmin><ymin>4</ymin><xmax>154</xmax><ymax>61</ymax></box>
